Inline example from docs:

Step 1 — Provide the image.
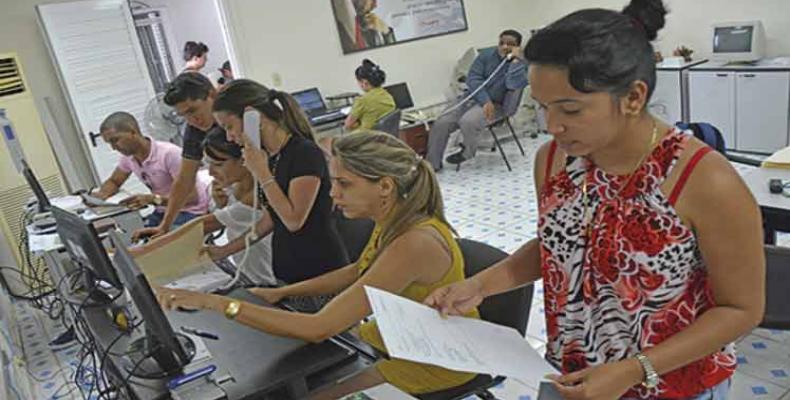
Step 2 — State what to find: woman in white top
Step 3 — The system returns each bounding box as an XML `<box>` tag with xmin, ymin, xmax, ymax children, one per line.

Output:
<box><xmin>141</xmin><ymin>131</ymin><xmax>275</xmax><ymax>286</ymax></box>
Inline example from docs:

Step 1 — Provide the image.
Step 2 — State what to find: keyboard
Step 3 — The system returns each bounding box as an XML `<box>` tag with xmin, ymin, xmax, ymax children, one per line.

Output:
<box><xmin>310</xmin><ymin>110</ymin><xmax>346</xmax><ymax>125</ymax></box>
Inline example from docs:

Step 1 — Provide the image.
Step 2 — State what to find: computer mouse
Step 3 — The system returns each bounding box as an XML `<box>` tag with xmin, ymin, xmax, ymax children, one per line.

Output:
<box><xmin>769</xmin><ymin>179</ymin><xmax>785</xmax><ymax>194</ymax></box>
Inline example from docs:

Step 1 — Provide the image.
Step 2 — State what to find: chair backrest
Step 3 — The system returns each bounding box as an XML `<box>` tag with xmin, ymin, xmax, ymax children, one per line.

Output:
<box><xmin>332</xmin><ymin>210</ymin><xmax>375</xmax><ymax>262</ymax></box>
<box><xmin>458</xmin><ymin>238</ymin><xmax>533</xmax><ymax>335</ymax></box>
<box><xmin>501</xmin><ymin>88</ymin><xmax>525</xmax><ymax>119</ymax></box>
<box><xmin>675</xmin><ymin>122</ymin><xmax>727</xmax><ymax>155</ymax></box>
<box><xmin>373</xmin><ymin>109</ymin><xmax>402</xmax><ymax>137</ymax></box>
<box><xmin>761</xmin><ymin>245</ymin><xmax>790</xmax><ymax>330</ymax></box>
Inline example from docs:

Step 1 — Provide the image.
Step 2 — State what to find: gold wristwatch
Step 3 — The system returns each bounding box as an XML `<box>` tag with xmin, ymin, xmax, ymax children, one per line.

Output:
<box><xmin>224</xmin><ymin>300</ymin><xmax>242</xmax><ymax>319</ymax></box>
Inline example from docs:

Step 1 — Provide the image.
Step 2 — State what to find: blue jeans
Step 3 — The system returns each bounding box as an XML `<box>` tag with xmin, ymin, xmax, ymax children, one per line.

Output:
<box><xmin>144</xmin><ymin>210</ymin><xmax>200</xmax><ymax>228</ymax></box>
<box><xmin>623</xmin><ymin>378</ymin><xmax>731</xmax><ymax>400</ymax></box>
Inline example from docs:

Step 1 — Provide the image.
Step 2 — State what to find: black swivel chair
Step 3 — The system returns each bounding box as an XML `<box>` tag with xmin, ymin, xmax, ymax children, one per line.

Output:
<box><xmin>417</xmin><ymin>239</ymin><xmax>534</xmax><ymax>400</ymax></box>
<box><xmin>373</xmin><ymin>109</ymin><xmax>403</xmax><ymax>137</ymax></box>
<box><xmin>760</xmin><ymin>245</ymin><xmax>790</xmax><ymax>330</ymax></box>
<box><xmin>332</xmin><ymin>210</ymin><xmax>375</xmax><ymax>263</ymax></box>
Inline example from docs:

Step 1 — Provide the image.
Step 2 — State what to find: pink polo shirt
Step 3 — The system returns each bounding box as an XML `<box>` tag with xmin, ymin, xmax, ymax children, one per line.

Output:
<box><xmin>117</xmin><ymin>138</ymin><xmax>209</xmax><ymax>214</ymax></box>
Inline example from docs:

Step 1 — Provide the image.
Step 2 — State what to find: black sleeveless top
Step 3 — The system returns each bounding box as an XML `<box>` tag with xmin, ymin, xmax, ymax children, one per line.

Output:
<box><xmin>257</xmin><ymin>136</ymin><xmax>348</xmax><ymax>283</ymax></box>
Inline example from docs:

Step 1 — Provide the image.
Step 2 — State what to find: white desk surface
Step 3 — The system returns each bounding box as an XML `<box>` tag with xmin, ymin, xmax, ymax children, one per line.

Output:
<box><xmin>743</xmin><ymin>167</ymin><xmax>790</xmax><ymax>211</ymax></box>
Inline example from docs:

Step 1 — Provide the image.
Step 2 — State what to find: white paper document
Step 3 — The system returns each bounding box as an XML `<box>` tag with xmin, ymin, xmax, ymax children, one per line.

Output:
<box><xmin>364</xmin><ymin>286</ymin><xmax>558</xmax><ymax>389</ymax></box>
<box><xmin>27</xmin><ymin>232</ymin><xmax>62</xmax><ymax>253</ymax></box>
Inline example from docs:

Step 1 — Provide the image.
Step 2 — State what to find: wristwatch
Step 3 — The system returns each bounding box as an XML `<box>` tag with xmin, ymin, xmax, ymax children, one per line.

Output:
<box><xmin>224</xmin><ymin>300</ymin><xmax>242</xmax><ymax>319</ymax></box>
<box><xmin>152</xmin><ymin>194</ymin><xmax>163</xmax><ymax>206</ymax></box>
<box><xmin>635</xmin><ymin>353</ymin><xmax>659</xmax><ymax>389</ymax></box>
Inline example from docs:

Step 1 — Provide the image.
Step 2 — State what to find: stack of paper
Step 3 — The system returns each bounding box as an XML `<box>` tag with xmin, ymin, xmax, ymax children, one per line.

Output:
<box><xmin>762</xmin><ymin>146</ymin><xmax>790</xmax><ymax>169</ymax></box>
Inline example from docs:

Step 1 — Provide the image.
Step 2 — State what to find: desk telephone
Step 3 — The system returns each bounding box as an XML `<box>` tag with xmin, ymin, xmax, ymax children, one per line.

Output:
<box><xmin>402</xmin><ymin>110</ymin><xmax>429</xmax><ymax>123</ymax></box>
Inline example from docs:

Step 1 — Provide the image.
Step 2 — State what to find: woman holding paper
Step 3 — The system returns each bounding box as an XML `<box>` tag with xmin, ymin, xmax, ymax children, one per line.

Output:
<box><xmin>426</xmin><ymin>1</ymin><xmax>764</xmax><ymax>399</ymax></box>
<box><xmin>155</xmin><ymin>131</ymin><xmax>480</xmax><ymax>399</ymax></box>
<box><xmin>130</xmin><ymin>132</ymin><xmax>276</xmax><ymax>286</ymax></box>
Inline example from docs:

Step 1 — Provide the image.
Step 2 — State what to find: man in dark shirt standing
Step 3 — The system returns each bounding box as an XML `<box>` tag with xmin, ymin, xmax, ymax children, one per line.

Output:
<box><xmin>427</xmin><ymin>30</ymin><xmax>528</xmax><ymax>170</ymax></box>
<box><xmin>133</xmin><ymin>73</ymin><xmax>225</xmax><ymax>240</ymax></box>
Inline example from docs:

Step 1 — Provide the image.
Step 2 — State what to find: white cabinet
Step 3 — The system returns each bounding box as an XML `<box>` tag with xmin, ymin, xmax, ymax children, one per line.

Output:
<box><xmin>735</xmin><ymin>72</ymin><xmax>790</xmax><ymax>153</ymax></box>
<box><xmin>653</xmin><ymin>70</ymin><xmax>683</xmax><ymax>124</ymax></box>
<box><xmin>689</xmin><ymin>68</ymin><xmax>790</xmax><ymax>153</ymax></box>
<box><xmin>689</xmin><ymin>72</ymin><xmax>737</xmax><ymax>149</ymax></box>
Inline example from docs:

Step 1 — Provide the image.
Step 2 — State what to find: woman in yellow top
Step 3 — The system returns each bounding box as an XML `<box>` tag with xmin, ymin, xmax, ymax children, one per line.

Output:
<box><xmin>155</xmin><ymin>131</ymin><xmax>479</xmax><ymax>399</ymax></box>
<box><xmin>344</xmin><ymin>59</ymin><xmax>396</xmax><ymax>131</ymax></box>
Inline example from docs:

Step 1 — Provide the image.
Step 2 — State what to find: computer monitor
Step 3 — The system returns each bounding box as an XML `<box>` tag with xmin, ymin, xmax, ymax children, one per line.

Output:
<box><xmin>384</xmin><ymin>83</ymin><xmax>414</xmax><ymax>110</ymax></box>
<box><xmin>712</xmin><ymin>21</ymin><xmax>765</xmax><ymax>63</ymax></box>
<box><xmin>108</xmin><ymin>231</ymin><xmax>195</xmax><ymax>378</ymax></box>
<box><xmin>52</xmin><ymin>206</ymin><xmax>121</xmax><ymax>288</ymax></box>
<box><xmin>1</xmin><ymin>110</ymin><xmax>51</xmax><ymax>212</ymax></box>
<box><xmin>21</xmin><ymin>159</ymin><xmax>51</xmax><ymax>213</ymax></box>
<box><xmin>291</xmin><ymin>88</ymin><xmax>326</xmax><ymax>114</ymax></box>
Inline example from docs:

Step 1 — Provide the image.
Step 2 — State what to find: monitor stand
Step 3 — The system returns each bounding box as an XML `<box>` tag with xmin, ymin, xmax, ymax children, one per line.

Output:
<box><xmin>125</xmin><ymin>332</ymin><xmax>196</xmax><ymax>379</ymax></box>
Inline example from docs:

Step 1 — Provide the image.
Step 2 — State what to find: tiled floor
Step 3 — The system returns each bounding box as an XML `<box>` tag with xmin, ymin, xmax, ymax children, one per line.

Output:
<box><xmin>434</xmin><ymin>133</ymin><xmax>790</xmax><ymax>399</ymax></box>
<box><xmin>10</xmin><ymin>131</ymin><xmax>790</xmax><ymax>399</ymax></box>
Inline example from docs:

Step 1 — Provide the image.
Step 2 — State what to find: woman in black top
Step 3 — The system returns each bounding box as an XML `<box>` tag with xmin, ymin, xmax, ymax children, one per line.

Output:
<box><xmin>208</xmin><ymin>79</ymin><xmax>348</xmax><ymax>283</ymax></box>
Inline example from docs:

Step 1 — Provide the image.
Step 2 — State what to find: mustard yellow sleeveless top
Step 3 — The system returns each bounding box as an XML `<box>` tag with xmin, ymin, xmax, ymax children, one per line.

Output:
<box><xmin>357</xmin><ymin>217</ymin><xmax>480</xmax><ymax>394</ymax></box>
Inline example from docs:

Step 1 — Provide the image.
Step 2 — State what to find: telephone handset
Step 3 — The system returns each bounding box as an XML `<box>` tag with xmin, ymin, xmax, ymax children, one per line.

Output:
<box><xmin>242</xmin><ymin>109</ymin><xmax>262</xmax><ymax>150</ymax></box>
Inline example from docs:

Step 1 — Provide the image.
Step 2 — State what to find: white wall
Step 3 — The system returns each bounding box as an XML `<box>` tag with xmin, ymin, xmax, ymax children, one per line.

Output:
<box><xmin>0</xmin><ymin>0</ymin><xmax>97</xmax><ymax>191</ymax></box>
<box><xmin>144</xmin><ymin>0</ymin><xmax>231</xmax><ymax>78</ymax></box>
<box><xmin>220</xmin><ymin>0</ymin><xmax>537</xmax><ymax>107</ymax></box>
<box><xmin>519</xmin><ymin>0</ymin><xmax>790</xmax><ymax>60</ymax></box>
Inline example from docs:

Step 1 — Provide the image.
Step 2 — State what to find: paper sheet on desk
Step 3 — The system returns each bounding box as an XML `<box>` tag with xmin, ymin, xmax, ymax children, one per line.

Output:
<box><xmin>28</xmin><ymin>233</ymin><xmax>62</xmax><ymax>253</ymax></box>
<box><xmin>133</xmin><ymin>222</ymin><xmax>215</xmax><ymax>285</ymax></box>
<box><xmin>364</xmin><ymin>286</ymin><xmax>558</xmax><ymax>389</ymax></box>
<box><xmin>50</xmin><ymin>195</ymin><xmax>84</xmax><ymax>211</ymax></box>
<box><xmin>762</xmin><ymin>146</ymin><xmax>790</xmax><ymax>169</ymax></box>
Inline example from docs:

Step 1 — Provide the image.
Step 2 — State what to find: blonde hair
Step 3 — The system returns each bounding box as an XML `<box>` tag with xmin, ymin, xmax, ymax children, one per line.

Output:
<box><xmin>332</xmin><ymin>131</ymin><xmax>453</xmax><ymax>263</ymax></box>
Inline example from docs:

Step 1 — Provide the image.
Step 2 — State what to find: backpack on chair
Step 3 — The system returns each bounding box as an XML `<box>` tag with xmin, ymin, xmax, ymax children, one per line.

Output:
<box><xmin>675</xmin><ymin>122</ymin><xmax>727</xmax><ymax>155</ymax></box>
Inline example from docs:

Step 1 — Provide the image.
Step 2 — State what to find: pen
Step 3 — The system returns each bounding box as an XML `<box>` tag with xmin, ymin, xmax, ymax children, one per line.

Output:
<box><xmin>167</xmin><ymin>364</ymin><xmax>217</xmax><ymax>390</ymax></box>
<box><xmin>180</xmin><ymin>326</ymin><xmax>219</xmax><ymax>340</ymax></box>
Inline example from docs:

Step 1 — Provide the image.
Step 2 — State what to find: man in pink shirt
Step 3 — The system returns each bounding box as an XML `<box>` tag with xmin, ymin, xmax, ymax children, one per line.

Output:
<box><xmin>93</xmin><ymin>112</ymin><xmax>210</xmax><ymax>227</ymax></box>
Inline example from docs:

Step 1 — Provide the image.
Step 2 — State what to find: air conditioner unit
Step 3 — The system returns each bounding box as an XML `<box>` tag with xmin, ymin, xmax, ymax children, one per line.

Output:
<box><xmin>0</xmin><ymin>52</ymin><xmax>66</xmax><ymax>280</ymax></box>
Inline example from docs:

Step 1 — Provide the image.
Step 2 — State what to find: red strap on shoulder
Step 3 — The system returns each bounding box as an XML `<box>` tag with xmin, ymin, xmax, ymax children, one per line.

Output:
<box><xmin>545</xmin><ymin>141</ymin><xmax>558</xmax><ymax>183</ymax></box>
<box><xmin>668</xmin><ymin>146</ymin><xmax>713</xmax><ymax>206</ymax></box>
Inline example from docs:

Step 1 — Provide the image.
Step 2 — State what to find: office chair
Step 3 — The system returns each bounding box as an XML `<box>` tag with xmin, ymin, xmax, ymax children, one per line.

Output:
<box><xmin>417</xmin><ymin>239</ymin><xmax>533</xmax><ymax>400</ymax></box>
<box><xmin>332</xmin><ymin>210</ymin><xmax>375</xmax><ymax>262</ymax></box>
<box><xmin>761</xmin><ymin>244</ymin><xmax>790</xmax><ymax>330</ymax></box>
<box><xmin>674</xmin><ymin>121</ymin><xmax>764</xmax><ymax>166</ymax></box>
<box><xmin>456</xmin><ymin>89</ymin><xmax>526</xmax><ymax>172</ymax></box>
<box><xmin>373</xmin><ymin>109</ymin><xmax>402</xmax><ymax>137</ymax></box>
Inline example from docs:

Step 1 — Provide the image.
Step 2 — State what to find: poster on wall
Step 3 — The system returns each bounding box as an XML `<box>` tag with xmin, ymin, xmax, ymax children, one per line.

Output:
<box><xmin>331</xmin><ymin>0</ymin><xmax>468</xmax><ymax>54</ymax></box>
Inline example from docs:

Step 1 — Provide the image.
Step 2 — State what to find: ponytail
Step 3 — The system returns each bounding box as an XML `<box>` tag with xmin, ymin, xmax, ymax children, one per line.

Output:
<box><xmin>332</xmin><ymin>131</ymin><xmax>453</xmax><ymax>265</ymax></box>
<box><xmin>214</xmin><ymin>79</ymin><xmax>315</xmax><ymax>142</ymax></box>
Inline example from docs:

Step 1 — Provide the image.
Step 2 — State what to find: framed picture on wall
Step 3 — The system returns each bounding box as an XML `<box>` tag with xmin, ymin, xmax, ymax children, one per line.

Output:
<box><xmin>331</xmin><ymin>0</ymin><xmax>468</xmax><ymax>54</ymax></box>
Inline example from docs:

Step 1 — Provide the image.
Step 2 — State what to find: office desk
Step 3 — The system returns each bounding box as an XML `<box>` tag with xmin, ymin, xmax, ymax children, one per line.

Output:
<box><xmin>743</xmin><ymin>167</ymin><xmax>790</xmax><ymax>244</ymax></box>
<box><xmin>81</xmin><ymin>289</ymin><xmax>370</xmax><ymax>400</ymax></box>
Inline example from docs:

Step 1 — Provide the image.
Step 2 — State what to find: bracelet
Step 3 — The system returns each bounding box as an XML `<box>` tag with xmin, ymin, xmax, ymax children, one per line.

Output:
<box><xmin>260</xmin><ymin>177</ymin><xmax>276</xmax><ymax>187</ymax></box>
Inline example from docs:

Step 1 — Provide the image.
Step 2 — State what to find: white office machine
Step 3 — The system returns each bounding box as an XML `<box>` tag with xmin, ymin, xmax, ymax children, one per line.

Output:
<box><xmin>711</xmin><ymin>21</ymin><xmax>766</xmax><ymax>64</ymax></box>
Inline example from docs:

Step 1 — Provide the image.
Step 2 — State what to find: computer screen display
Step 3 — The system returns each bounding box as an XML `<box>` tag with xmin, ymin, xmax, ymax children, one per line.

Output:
<box><xmin>384</xmin><ymin>83</ymin><xmax>414</xmax><ymax>110</ymax></box>
<box><xmin>291</xmin><ymin>88</ymin><xmax>326</xmax><ymax>113</ymax></box>
<box><xmin>52</xmin><ymin>206</ymin><xmax>120</xmax><ymax>287</ymax></box>
<box><xmin>714</xmin><ymin>26</ymin><xmax>754</xmax><ymax>53</ymax></box>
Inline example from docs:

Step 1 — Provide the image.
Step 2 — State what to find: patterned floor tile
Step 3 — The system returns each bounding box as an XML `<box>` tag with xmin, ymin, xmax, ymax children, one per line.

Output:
<box><xmin>731</xmin><ymin>371</ymin><xmax>788</xmax><ymax>399</ymax></box>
